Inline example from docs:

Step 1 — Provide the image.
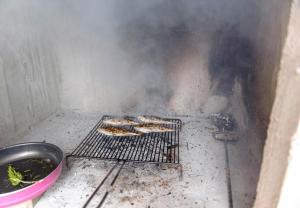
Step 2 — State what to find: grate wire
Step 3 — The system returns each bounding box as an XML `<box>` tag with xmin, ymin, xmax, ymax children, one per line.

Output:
<box><xmin>68</xmin><ymin>115</ymin><xmax>182</xmax><ymax>164</ymax></box>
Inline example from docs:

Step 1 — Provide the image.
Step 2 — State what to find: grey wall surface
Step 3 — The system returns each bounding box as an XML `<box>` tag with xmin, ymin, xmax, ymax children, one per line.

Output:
<box><xmin>51</xmin><ymin>0</ymin><xmax>259</xmax><ymax>115</ymax></box>
<box><xmin>252</xmin><ymin>0</ymin><xmax>291</xmax><ymax>129</ymax></box>
<box><xmin>0</xmin><ymin>1</ymin><xmax>61</xmax><ymax>141</ymax></box>
<box><xmin>0</xmin><ymin>0</ymin><xmax>268</xmax><ymax>140</ymax></box>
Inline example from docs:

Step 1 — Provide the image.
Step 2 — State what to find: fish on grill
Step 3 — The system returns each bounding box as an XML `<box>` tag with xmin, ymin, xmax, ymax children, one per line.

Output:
<box><xmin>137</xmin><ymin>115</ymin><xmax>175</xmax><ymax>125</ymax></box>
<box><xmin>98</xmin><ymin>126</ymin><xmax>141</xmax><ymax>136</ymax></box>
<box><xmin>103</xmin><ymin>118</ymin><xmax>140</xmax><ymax>126</ymax></box>
<box><xmin>134</xmin><ymin>124</ymin><xmax>175</xmax><ymax>133</ymax></box>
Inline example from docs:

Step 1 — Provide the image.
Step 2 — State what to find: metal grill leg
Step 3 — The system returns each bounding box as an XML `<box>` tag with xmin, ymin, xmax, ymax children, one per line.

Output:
<box><xmin>82</xmin><ymin>162</ymin><xmax>119</xmax><ymax>208</ymax></box>
<box><xmin>96</xmin><ymin>161</ymin><xmax>126</xmax><ymax>208</ymax></box>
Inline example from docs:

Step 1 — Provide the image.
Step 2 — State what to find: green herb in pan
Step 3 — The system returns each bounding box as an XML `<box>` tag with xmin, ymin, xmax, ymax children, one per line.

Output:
<box><xmin>7</xmin><ymin>165</ymin><xmax>36</xmax><ymax>186</ymax></box>
<box><xmin>7</xmin><ymin>165</ymin><xmax>23</xmax><ymax>186</ymax></box>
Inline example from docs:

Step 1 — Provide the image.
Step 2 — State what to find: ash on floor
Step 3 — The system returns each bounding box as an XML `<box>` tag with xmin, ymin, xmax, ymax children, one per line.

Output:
<box><xmin>1</xmin><ymin>110</ymin><xmax>260</xmax><ymax>208</ymax></box>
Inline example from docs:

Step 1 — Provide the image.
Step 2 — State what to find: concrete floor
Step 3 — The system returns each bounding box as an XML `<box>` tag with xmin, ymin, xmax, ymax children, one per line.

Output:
<box><xmin>0</xmin><ymin>110</ymin><xmax>261</xmax><ymax>208</ymax></box>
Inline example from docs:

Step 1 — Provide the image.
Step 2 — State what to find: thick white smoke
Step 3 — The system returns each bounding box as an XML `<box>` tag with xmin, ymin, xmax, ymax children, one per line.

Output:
<box><xmin>0</xmin><ymin>0</ymin><xmax>259</xmax><ymax>115</ymax></box>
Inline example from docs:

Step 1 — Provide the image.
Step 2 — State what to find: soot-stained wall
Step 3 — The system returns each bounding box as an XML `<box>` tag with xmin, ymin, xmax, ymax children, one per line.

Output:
<box><xmin>0</xmin><ymin>0</ymin><xmax>268</xmax><ymax>140</ymax></box>
<box><xmin>56</xmin><ymin>0</ymin><xmax>259</xmax><ymax>114</ymax></box>
<box><xmin>251</xmin><ymin>0</ymin><xmax>291</xmax><ymax>139</ymax></box>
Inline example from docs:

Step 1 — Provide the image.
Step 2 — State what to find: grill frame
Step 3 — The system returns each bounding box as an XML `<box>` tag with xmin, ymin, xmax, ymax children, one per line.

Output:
<box><xmin>67</xmin><ymin>115</ymin><xmax>182</xmax><ymax>165</ymax></box>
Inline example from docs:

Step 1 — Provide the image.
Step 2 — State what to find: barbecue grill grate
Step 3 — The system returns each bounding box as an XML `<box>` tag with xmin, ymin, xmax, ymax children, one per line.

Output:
<box><xmin>67</xmin><ymin>115</ymin><xmax>182</xmax><ymax>164</ymax></box>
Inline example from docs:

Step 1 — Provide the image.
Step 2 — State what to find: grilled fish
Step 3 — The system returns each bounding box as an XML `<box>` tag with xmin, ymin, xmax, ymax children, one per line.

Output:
<box><xmin>137</xmin><ymin>115</ymin><xmax>175</xmax><ymax>125</ymax></box>
<box><xmin>98</xmin><ymin>126</ymin><xmax>141</xmax><ymax>136</ymax></box>
<box><xmin>103</xmin><ymin>118</ymin><xmax>140</xmax><ymax>126</ymax></box>
<box><xmin>134</xmin><ymin>124</ymin><xmax>175</xmax><ymax>133</ymax></box>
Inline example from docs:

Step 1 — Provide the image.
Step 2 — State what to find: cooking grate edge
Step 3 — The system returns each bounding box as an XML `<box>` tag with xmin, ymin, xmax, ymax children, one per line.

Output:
<box><xmin>67</xmin><ymin>115</ymin><xmax>182</xmax><ymax>164</ymax></box>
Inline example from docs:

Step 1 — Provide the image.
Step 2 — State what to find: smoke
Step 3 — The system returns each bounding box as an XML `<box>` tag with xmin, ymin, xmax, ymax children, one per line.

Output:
<box><xmin>0</xmin><ymin>0</ymin><xmax>259</xmax><ymax>115</ymax></box>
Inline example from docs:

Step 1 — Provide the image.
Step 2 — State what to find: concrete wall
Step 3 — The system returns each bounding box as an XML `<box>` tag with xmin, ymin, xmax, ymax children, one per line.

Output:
<box><xmin>54</xmin><ymin>0</ymin><xmax>260</xmax><ymax>115</ymax></box>
<box><xmin>0</xmin><ymin>0</ymin><xmax>261</xmax><ymax>140</ymax></box>
<box><xmin>252</xmin><ymin>0</ymin><xmax>291</xmax><ymax>131</ymax></box>
<box><xmin>0</xmin><ymin>2</ymin><xmax>61</xmax><ymax>142</ymax></box>
<box><xmin>254</xmin><ymin>0</ymin><xmax>300</xmax><ymax>207</ymax></box>
<box><xmin>0</xmin><ymin>44</ymin><xmax>60</xmax><ymax>142</ymax></box>
<box><xmin>0</xmin><ymin>0</ymin><xmax>291</xmax><ymax>144</ymax></box>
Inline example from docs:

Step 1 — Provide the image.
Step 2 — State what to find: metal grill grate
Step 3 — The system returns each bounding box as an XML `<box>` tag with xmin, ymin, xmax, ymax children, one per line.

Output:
<box><xmin>67</xmin><ymin>115</ymin><xmax>182</xmax><ymax>164</ymax></box>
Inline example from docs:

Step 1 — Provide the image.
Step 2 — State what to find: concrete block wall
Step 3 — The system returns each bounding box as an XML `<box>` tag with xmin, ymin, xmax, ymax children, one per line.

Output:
<box><xmin>0</xmin><ymin>34</ymin><xmax>60</xmax><ymax>143</ymax></box>
<box><xmin>0</xmin><ymin>1</ymin><xmax>61</xmax><ymax>143</ymax></box>
<box><xmin>0</xmin><ymin>41</ymin><xmax>60</xmax><ymax>142</ymax></box>
<box><xmin>252</xmin><ymin>0</ymin><xmax>291</xmax><ymax>131</ymax></box>
<box><xmin>254</xmin><ymin>0</ymin><xmax>300</xmax><ymax>207</ymax></box>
